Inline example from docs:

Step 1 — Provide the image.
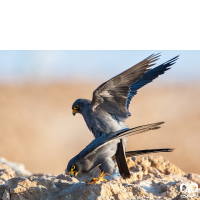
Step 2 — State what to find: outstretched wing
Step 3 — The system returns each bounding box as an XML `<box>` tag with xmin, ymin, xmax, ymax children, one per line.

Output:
<box><xmin>91</xmin><ymin>54</ymin><xmax>160</xmax><ymax>119</ymax></box>
<box><xmin>126</xmin><ymin>55</ymin><xmax>179</xmax><ymax>111</ymax></box>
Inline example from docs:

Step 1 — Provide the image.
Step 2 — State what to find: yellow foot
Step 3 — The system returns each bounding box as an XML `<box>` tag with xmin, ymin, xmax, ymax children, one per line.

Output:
<box><xmin>86</xmin><ymin>172</ymin><xmax>107</xmax><ymax>185</ymax></box>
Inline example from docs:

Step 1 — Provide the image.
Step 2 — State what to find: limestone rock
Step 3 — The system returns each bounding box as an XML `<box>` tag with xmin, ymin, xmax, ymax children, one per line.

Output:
<box><xmin>6</xmin><ymin>176</ymin><xmax>61</xmax><ymax>200</ymax></box>
<box><xmin>148</xmin><ymin>155</ymin><xmax>186</xmax><ymax>176</ymax></box>
<box><xmin>0</xmin><ymin>156</ymin><xmax>199</xmax><ymax>200</ymax></box>
<box><xmin>0</xmin><ymin>163</ymin><xmax>17</xmax><ymax>185</ymax></box>
<box><xmin>0</xmin><ymin>163</ymin><xmax>17</xmax><ymax>199</ymax></box>
<box><xmin>0</xmin><ymin>157</ymin><xmax>31</xmax><ymax>176</ymax></box>
<box><xmin>131</xmin><ymin>155</ymin><xmax>186</xmax><ymax>176</ymax></box>
<box><xmin>187</xmin><ymin>173</ymin><xmax>200</xmax><ymax>187</ymax></box>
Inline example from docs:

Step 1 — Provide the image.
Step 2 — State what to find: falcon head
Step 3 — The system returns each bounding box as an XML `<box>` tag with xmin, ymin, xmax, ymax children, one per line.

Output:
<box><xmin>72</xmin><ymin>99</ymin><xmax>91</xmax><ymax>116</ymax></box>
<box><xmin>66</xmin><ymin>156</ymin><xmax>82</xmax><ymax>177</ymax></box>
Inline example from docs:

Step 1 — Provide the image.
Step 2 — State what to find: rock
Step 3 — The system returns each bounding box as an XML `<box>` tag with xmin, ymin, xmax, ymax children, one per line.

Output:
<box><xmin>131</xmin><ymin>155</ymin><xmax>186</xmax><ymax>176</ymax></box>
<box><xmin>57</xmin><ymin>173</ymin><xmax>80</xmax><ymax>183</ymax></box>
<box><xmin>148</xmin><ymin>156</ymin><xmax>186</xmax><ymax>176</ymax></box>
<box><xmin>0</xmin><ymin>157</ymin><xmax>31</xmax><ymax>176</ymax></box>
<box><xmin>0</xmin><ymin>163</ymin><xmax>17</xmax><ymax>185</ymax></box>
<box><xmin>0</xmin><ymin>162</ymin><xmax>17</xmax><ymax>198</ymax></box>
<box><xmin>186</xmin><ymin>173</ymin><xmax>200</xmax><ymax>187</ymax></box>
<box><xmin>32</xmin><ymin>173</ymin><xmax>57</xmax><ymax>181</ymax></box>
<box><xmin>6</xmin><ymin>176</ymin><xmax>61</xmax><ymax>200</ymax></box>
<box><xmin>0</xmin><ymin>156</ymin><xmax>200</xmax><ymax>200</ymax></box>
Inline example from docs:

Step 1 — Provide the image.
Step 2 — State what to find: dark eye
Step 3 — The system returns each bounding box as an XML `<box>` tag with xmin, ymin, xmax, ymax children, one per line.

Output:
<box><xmin>72</xmin><ymin>165</ymin><xmax>75</xmax><ymax>170</ymax></box>
<box><xmin>74</xmin><ymin>105</ymin><xmax>79</xmax><ymax>109</ymax></box>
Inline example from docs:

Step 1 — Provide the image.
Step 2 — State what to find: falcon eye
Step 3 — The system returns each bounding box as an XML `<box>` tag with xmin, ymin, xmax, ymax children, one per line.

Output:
<box><xmin>72</xmin><ymin>165</ymin><xmax>75</xmax><ymax>170</ymax></box>
<box><xmin>74</xmin><ymin>105</ymin><xmax>79</xmax><ymax>110</ymax></box>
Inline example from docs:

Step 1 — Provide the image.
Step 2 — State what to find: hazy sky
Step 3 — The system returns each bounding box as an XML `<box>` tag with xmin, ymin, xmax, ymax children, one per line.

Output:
<box><xmin>0</xmin><ymin>50</ymin><xmax>199</xmax><ymax>84</ymax></box>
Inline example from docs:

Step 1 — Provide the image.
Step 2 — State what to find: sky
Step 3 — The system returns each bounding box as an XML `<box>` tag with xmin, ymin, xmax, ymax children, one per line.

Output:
<box><xmin>0</xmin><ymin>50</ymin><xmax>199</xmax><ymax>85</ymax></box>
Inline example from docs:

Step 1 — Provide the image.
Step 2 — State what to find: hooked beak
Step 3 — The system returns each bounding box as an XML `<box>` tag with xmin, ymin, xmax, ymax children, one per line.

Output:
<box><xmin>72</xmin><ymin>109</ymin><xmax>77</xmax><ymax>116</ymax></box>
<box><xmin>69</xmin><ymin>170</ymin><xmax>78</xmax><ymax>177</ymax></box>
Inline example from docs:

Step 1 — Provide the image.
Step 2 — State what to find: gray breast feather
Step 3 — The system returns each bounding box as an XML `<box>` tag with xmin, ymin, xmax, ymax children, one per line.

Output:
<box><xmin>82</xmin><ymin>105</ymin><xmax>129</xmax><ymax>138</ymax></box>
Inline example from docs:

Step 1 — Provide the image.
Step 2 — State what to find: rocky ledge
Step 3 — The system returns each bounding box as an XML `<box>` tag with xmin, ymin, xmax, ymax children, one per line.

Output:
<box><xmin>0</xmin><ymin>156</ymin><xmax>200</xmax><ymax>200</ymax></box>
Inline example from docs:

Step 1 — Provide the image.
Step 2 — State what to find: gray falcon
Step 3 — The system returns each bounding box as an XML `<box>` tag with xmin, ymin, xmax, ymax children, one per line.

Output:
<box><xmin>66</xmin><ymin>122</ymin><xmax>173</xmax><ymax>185</ymax></box>
<box><xmin>72</xmin><ymin>53</ymin><xmax>179</xmax><ymax>179</ymax></box>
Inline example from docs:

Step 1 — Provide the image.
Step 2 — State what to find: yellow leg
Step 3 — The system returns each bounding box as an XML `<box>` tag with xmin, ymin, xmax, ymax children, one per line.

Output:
<box><xmin>86</xmin><ymin>172</ymin><xmax>107</xmax><ymax>185</ymax></box>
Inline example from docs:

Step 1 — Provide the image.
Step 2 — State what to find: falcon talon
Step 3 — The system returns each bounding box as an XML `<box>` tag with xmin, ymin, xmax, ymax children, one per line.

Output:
<box><xmin>86</xmin><ymin>178</ymin><xmax>107</xmax><ymax>185</ymax></box>
<box><xmin>85</xmin><ymin>172</ymin><xmax>107</xmax><ymax>185</ymax></box>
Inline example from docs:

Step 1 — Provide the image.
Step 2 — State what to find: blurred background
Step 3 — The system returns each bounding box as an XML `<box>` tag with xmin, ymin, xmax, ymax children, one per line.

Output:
<box><xmin>0</xmin><ymin>50</ymin><xmax>199</xmax><ymax>175</ymax></box>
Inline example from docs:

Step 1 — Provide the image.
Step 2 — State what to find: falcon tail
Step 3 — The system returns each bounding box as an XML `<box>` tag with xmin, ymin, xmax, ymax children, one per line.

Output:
<box><xmin>115</xmin><ymin>140</ymin><xmax>130</xmax><ymax>179</ymax></box>
<box><xmin>108</xmin><ymin>122</ymin><xmax>165</xmax><ymax>179</ymax></box>
<box><xmin>112</xmin><ymin>148</ymin><xmax>174</xmax><ymax>160</ymax></box>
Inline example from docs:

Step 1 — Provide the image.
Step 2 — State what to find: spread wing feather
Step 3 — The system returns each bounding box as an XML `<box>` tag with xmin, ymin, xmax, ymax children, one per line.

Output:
<box><xmin>91</xmin><ymin>54</ymin><xmax>179</xmax><ymax>120</ymax></box>
<box><xmin>126</xmin><ymin>55</ymin><xmax>179</xmax><ymax>110</ymax></box>
<box><xmin>91</xmin><ymin>54</ymin><xmax>161</xmax><ymax>119</ymax></box>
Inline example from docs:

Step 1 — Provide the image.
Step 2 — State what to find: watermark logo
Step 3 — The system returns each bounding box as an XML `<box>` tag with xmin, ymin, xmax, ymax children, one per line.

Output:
<box><xmin>180</xmin><ymin>182</ymin><xmax>199</xmax><ymax>198</ymax></box>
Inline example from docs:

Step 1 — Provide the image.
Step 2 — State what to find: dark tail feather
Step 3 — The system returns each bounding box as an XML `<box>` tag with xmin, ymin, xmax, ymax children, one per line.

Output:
<box><xmin>112</xmin><ymin>148</ymin><xmax>174</xmax><ymax>160</ymax></box>
<box><xmin>115</xmin><ymin>139</ymin><xmax>130</xmax><ymax>179</ymax></box>
<box><xmin>125</xmin><ymin>148</ymin><xmax>174</xmax><ymax>157</ymax></box>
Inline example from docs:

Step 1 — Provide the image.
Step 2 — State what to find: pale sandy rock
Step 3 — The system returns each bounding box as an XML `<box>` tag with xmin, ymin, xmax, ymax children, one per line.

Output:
<box><xmin>0</xmin><ymin>157</ymin><xmax>31</xmax><ymax>176</ymax></box>
<box><xmin>148</xmin><ymin>156</ymin><xmax>186</xmax><ymax>176</ymax></box>
<box><xmin>56</xmin><ymin>174</ymin><xmax>79</xmax><ymax>183</ymax></box>
<box><xmin>131</xmin><ymin>155</ymin><xmax>186</xmax><ymax>176</ymax></box>
<box><xmin>0</xmin><ymin>156</ymin><xmax>200</xmax><ymax>200</ymax></box>
<box><xmin>6</xmin><ymin>176</ymin><xmax>61</xmax><ymax>200</ymax></box>
<box><xmin>0</xmin><ymin>163</ymin><xmax>17</xmax><ymax>185</ymax></box>
<box><xmin>54</xmin><ymin>179</ymin><xmax>78</xmax><ymax>190</ymax></box>
<box><xmin>52</xmin><ymin>182</ymin><xmax>102</xmax><ymax>200</ymax></box>
<box><xmin>0</xmin><ymin>168</ymin><xmax>16</xmax><ymax>185</ymax></box>
<box><xmin>148</xmin><ymin>167</ymin><xmax>162</xmax><ymax>176</ymax></box>
<box><xmin>131</xmin><ymin>156</ymin><xmax>151</xmax><ymax>172</ymax></box>
<box><xmin>113</xmin><ymin>190</ymin><xmax>133</xmax><ymax>200</ymax></box>
<box><xmin>32</xmin><ymin>173</ymin><xmax>56</xmax><ymax>180</ymax></box>
<box><xmin>160</xmin><ymin>181</ymin><xmax>181</xmax><ymax>198</ymax></box>
<box><xmin>0</xmin><ymin>163</ymin><xmax>13</xmax><ymax>171</ymax></box>
<box><xmin>126</xmin><ymin>157</ymin><xmax>140</xmax><ymax>171</ymax></box>
<box><xmin>186</xmin><ymin>173</ymin><xmax>200</xmax><ymax>187</ymax></box>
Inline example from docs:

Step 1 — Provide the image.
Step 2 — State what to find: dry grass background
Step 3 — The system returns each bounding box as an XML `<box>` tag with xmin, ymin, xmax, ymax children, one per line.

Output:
<box><xmin>0</xmin><ymin>83</ymin><xmax>199</xmax><ymax>175</ymax></box>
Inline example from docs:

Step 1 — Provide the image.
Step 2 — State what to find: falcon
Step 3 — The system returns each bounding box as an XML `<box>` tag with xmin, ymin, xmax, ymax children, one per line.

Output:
<box><xmin>72</xmin><ymin>53</ymin><xmax>179</xmax><ymax>179</ymax></box>
<box><xmin>66</xmin><ymin>122</ymin><xmax>173</xmax><ymax>185</ymax></box>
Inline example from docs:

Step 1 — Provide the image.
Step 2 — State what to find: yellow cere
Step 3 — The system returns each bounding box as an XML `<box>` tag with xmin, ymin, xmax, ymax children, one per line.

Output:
<box><xmin>69</xmin><ymin>165</ymin><xmax>77</xmax><ymax>176</ymax></box>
